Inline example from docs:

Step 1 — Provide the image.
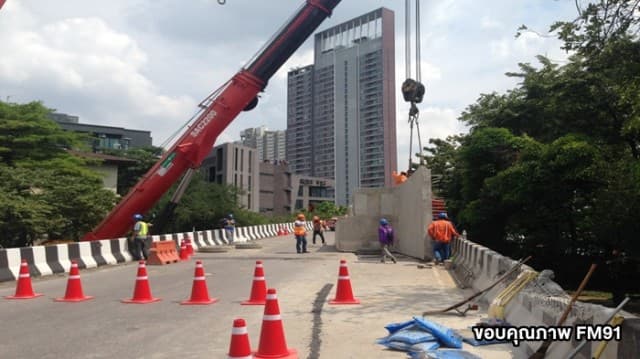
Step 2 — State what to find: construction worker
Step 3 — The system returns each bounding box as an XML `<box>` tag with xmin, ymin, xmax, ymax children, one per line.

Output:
<box><xmin>294</xmin><ymin>213</ymin><xmax>308</xmax><ymax>253</ymax></box>
<box><xmin>427</xmin><ymin>212</ymin><xmax>459</xmax><ymax>265</ymax></box>
<box><xmin>391</xmin><ymin>171</ymin><xmax>408</xmax><ymax>186</ymax></box>
<box><xmin>312</xmin><ymin>215</ymin><xmax>326</xmax><ymax>245</ymax></box>
<box><xmin>378</xmin><ymin>218</ymin><xmax>397</xmax><ymax>263</ymax></box>
<box><xmin>130</xmin><ymin>214</ymin><xmax>151</xmax><ymax>261</ymax></box>
<box><xmin>222</xmin><ymin>213</ymin><xmax>236</xmax><ymax>243</ymax></box>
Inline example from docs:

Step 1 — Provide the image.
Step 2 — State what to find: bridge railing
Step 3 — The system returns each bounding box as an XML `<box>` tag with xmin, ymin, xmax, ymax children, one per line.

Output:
<box><xmin>452</xmin><ymin>236</ymin><xmax>639</xmax><ymax>359</ymax></box>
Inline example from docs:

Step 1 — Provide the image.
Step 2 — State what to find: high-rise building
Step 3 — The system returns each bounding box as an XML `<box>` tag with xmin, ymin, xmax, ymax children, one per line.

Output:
<box><xmin>240</xmin><ymin>126</ymin><xmax>287</xmax><ymax>162</ymax></box>
<box><xmin>286</xmin><ymin>65</ymin><xmax>315</xmax><ymax>175</ymax></box>
<box><xmin>286</xmin><ymin>8</ymin><xmax>397</xmax><ymax>206</ymax></box>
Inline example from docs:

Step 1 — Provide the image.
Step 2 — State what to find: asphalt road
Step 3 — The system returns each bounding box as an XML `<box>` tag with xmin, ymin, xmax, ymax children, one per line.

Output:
<box><xmin>0</xmin><ymin>232</ymin><xmax>513</xmax><ymax>359</ymax></box>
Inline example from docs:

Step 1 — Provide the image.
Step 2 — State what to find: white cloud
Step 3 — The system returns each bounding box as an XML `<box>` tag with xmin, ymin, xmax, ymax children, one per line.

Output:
<box><xmin>0</xmin><ymin>3</ymin><xmax>195</xmax><ymax>144</ymax></box>
<box><xmin>431</xmin><ymin>0</ymin><xmax>461</xmax><ymax>24</ymax></box>
<box><xmin>488</xmin><ymin>31</ymin><xmax>569</xmax><ymax>64</ymax></box>
<box><xmin>490</xmin><ymin>38</ymin><xmax>512</xmax><ymax>59</ymax></box>
<box><xmin>419</xmin><ymin>60</ymin><xmax>442</xmax><ymax>81</ymax></box>
<box><xmin>0</xmin><ymin>0</ymin><xmax>578</xmax><ymax>171</ymax></box>
<box><xmin>395</xmin><ymin>105</ymin><xmax>462</xmax><ymax>170</ymax></box>
<box><xmin>481</xmin><ymin>16</ymin><xmax>503</xmax><ymax>30</ymax></box>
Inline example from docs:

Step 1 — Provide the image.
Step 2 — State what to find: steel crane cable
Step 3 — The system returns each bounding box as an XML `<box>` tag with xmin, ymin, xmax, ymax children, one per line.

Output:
<box><xmin>415</xmin><ymin>0</ymin><xmax>421</xmax><ymax>83</ymax></box>
<box><xmin>404</xmin><ymin>0</ymin><xmax>425</xmax><ymax>170</ymax></box>
<box><xmin>414</xmin><ymin>0</ymin><xmax>423</xmax><ymax>163</ymax></box>
<box><xmin>405</xmin><ymin>0</ymin><xmax>411</xmax><ymax>80</ymax></box>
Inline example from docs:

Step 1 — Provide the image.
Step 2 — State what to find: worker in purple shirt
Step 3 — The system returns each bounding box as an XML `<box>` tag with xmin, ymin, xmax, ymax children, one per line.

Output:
<box><xmin>378</xmin><ymin>218</ymin><xmax>397</xmax><ymax>264</ymax></box>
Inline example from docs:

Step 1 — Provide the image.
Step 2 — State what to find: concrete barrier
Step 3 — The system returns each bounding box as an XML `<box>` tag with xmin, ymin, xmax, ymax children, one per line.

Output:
<box><xmin>212</xmin><ymin>229</ymin><xmax>225</xmax><ymax>245</ymax></box>
<box><xmin>452</xmin><ymin>236</ymin><xmax>639</xmax><ymax>359</ymax></box>
<box><xmin>262</xmin><ymin>225</ymin><xmax>270</xmax><ymax>237</ymax></box>
<box><xmin>0</xmin><ymin>222</ymin><xmax>293</xmax><ymax>282</ymax></box>
<box><xmin>266</xmin><ymin>224</ymin><xmax>276</xmax><ymax>237</ymax></box>
<box><xmin>335</xmin><ymin>166</ymin><xmax>433</xmax><ymax>260</ymax></box>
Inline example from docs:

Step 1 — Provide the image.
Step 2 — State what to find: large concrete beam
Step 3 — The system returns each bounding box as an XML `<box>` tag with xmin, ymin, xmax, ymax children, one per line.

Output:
<box><xmin>335</xmin><ymin>166</ymin><xmax>433</xmax><ymax>260</ymax></box>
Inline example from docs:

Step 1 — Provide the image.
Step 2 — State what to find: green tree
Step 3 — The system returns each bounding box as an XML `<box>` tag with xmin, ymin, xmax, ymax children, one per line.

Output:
<box><xmin>422</xmin><ymin>135</ymin><xmax>462</xmax><ymax>198</ymax></box>
<box><xmin>151</xmin><ymin>173</ymin><xmax>259</xmax><ymax>233</ymax></box>
<box><xmin>0</xmin><ymin>101</ymin><xmax>83</xmax><ymax>166</ymax></box>
<box><xmin>0</xmin><ymin>165</ymin><xmax>55</xmax><ymax>247</ymax></box>
<box><xmin>549</xmin><ymin>0</ymin><xmax>639</xmax><ymax>56</ymax></box>
<box><xmin>421</xmin><ymin>1</ymin><xmax>640</xmax><ymax>293</ymax></box>
<box><xmin>307</xmin><ymin>201</ymin><xmax>347</xmax><ymax>220</ymax></box>
<box><xmin>0</xmin><ymin>101</ymin><xmax>117</xmax><ymax>246</ymax></box>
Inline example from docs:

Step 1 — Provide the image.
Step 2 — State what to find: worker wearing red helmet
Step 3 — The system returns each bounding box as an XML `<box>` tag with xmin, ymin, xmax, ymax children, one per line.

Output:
<box><xmin>294</xmin><ymin>213</ymin><xmax>308</xmax><ymax>254</ymax></box>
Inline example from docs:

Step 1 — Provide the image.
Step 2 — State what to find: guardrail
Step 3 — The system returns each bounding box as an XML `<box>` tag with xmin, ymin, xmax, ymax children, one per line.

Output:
<box><xmin>451</xmin><ymin>236</ymin><xmax>639</xmax><ymax>359</ymax></box>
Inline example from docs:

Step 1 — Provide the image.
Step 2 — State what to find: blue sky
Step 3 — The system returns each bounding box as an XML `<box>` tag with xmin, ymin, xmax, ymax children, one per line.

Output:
<box><xmin>0</xmin><ymin>0</ymin><xmax>577</xmax><ymax>170</ymax></box>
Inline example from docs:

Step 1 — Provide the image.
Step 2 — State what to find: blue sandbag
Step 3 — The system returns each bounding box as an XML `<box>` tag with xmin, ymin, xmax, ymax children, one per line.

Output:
<box><xmin>385</xmin><ymin>319</ymin><xmax>416</xmax><ymax>334</ymax></box>
<box><xmin>387</xmin><ymin>326</ymin><xmax>436</xmax><ymax>344</ymax></box>
<box><xmin>380</xmin><ymin>340</ymin><xmax>413</xmax><ymax>351</ymax></box>
<box><xmin>410</xmin><ymin>341</ymin><xmax>440</xmax><ymax>352</ymax></box>
<box><xmin>462</xmin><ymin>336</ymin><xmax>509</xmax><ymax>346</ymax></box>
<box><xmin>407</xmin><ymin>349</ymin><xmax>482</xmax><ymax>359</ymax></box>
<box><xmin>413</xmin><ymin>317</ymin><xmax>463</xmax><ymax>349</ymax></box>
<box><xmin>379</xmin><ymin>340</ymin><xmax>440</xmax><ymax>352</ymax></box>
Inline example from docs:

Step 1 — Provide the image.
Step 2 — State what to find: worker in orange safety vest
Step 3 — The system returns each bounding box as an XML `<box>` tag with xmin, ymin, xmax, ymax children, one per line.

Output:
<box><xmin>391</xmin><ymin>171</ymin><xmax>408</xmax><ymax>186</ymax></box>
<box><xmin>294</xmin><ymin>213</ymin><xmax>308</xmax><ymax>254</ymax></box>
<box><xmin>427</xmin><ymin>212</ymin><xmax>460</xmax><ymax>265</ymax></box>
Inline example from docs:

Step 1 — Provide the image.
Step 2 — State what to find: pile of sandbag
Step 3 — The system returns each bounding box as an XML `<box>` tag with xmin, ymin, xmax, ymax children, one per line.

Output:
<box><xmin>376</xmin><ymin>316</ymin><xmax>481</xmax><ymax>359</ymax></box>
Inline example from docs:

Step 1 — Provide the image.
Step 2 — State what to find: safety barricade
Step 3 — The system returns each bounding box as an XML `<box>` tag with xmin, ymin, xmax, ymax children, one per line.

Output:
<box><xmin>147</xmin><ymin>240</ymin><xmax>180</xmax><ymax>265</ymax></box>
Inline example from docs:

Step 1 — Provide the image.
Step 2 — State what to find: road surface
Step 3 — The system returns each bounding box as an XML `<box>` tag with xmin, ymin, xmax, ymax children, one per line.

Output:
<box><xmin>0</xmin><ymin>232</ymin><xmax>513</xmax><ymax>358</ymax></box>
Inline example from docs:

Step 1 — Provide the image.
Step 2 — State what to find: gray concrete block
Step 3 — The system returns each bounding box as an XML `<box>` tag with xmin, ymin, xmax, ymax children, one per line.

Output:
<box><xmin>543</xmin><ymin>309</ymin><xmax>556</xmax><ymax>326</ymax></box>
<box><xmin>523</xmin><ymin>294</ymin><xmax>533</xmax><ymax>312</ymax></box>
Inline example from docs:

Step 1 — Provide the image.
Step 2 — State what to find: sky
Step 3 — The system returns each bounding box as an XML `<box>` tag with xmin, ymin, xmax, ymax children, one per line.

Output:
<box><xmin>0</xmin><ymin>0</ymin><xmax>577</xmax><ymax>170</ymax></box>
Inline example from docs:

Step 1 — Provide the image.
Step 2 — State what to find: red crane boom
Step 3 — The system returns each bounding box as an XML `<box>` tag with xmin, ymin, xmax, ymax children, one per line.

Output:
<box><xmin>83</xmin><ymin>0</ymin><xmax>342</xmax><ymax>240</ymax></box>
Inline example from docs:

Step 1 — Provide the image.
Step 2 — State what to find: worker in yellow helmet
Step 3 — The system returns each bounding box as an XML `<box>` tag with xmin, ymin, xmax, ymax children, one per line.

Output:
<box><xmin>294</xmin><ymin>213</ymin><xmax>308</xmax><ymax>253</ymax></box>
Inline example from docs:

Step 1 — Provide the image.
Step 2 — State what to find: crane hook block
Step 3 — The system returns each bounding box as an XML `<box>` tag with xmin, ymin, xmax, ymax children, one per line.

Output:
<box><xmin>401</xmin><ymin>78</ymin><xmax>425</xmax><ymax>104</ymax></box>
<box><xmin>218</xmin><ymin>0</ymin><xmax>226</xmax><ymax>4</ymax></box>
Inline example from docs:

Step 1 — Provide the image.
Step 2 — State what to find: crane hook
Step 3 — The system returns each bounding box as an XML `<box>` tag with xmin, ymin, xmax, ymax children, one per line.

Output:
<box><xmin>217</xmin><ymin>0</ymin><xmax>226</xmax><ymax>4</ymax></box>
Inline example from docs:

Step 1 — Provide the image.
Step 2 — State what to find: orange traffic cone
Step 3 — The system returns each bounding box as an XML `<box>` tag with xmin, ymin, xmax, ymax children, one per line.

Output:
<box><xmin>255</xmin><ymin>288</ymin><xmax>297</xmax><ymax>359</ymax></box>
<box><xmin>242</xmin><ymin>260</ymin><xmax>267</xmax><ymax>305</ymax></box>
<box><xmin>180</xmin><ymin>240</ymin><xmax>190</xmax><ymax>261</ymax></box>
<box><xmin>185</xmin><ymin>237</ymin><xmax>194</xmax><ymax>256</ymax></box>
<box><xmin>122</xmin><ymin>261</ymin><xmax>161</xmax><ymax>304</ymax></box>
<box><xmin>329</xmin><ymin>259</ymin><xmax>360</xmax><ymax>305</ymax></box>
<box><xmin>227</xmin><ymin>318</ymin><xmax>253</xmax><ymax>359</ymax></box>
<box><xmin>55</xmin><ymin>260</ymin><xmax>93</xmax><ymax>302</ymax></box>
<box><xmin>5</xmin><ymin>259</ymin><xmax>43</xmax><ymax>300</ymax></box>
<box><xmin>181</xmin><ymin>260</ymin><xmax>217</xmax><ymax>305</ymax></box>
